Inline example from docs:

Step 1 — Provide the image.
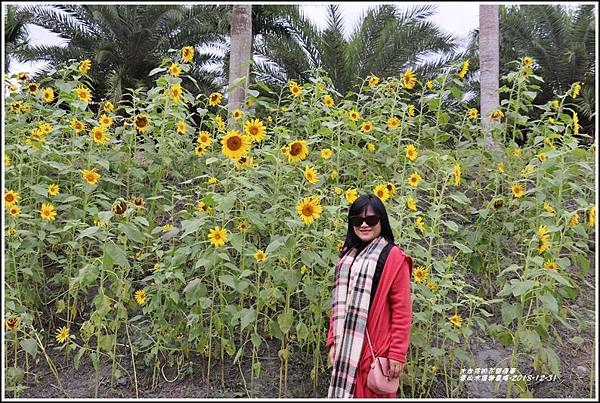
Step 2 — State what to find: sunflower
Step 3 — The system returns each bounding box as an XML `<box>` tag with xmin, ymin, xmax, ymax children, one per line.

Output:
<box><xmin>426</xmin><ymin>280</ymin><xmax>438</xmax><ymax>292</ymax></box>
<box><xmin>10</xmin><ymin>102</ymin><xmax>22</xmax><ymax>113</ymax></box>
<box><xmin>75</xmin><ymin>85</ymin><xmax>92</xmax><ymax>102</ymax></box>
<box><xmin>330</xmin><ymin>170</ymin><xmax>339</xmax><ymax>180</ymax></box>
<box><xmin>235</xmin><ymin>155</ymin><xmax>255</xmax><ymax>170</ymax></box>
<box><xmin>323</xmin><ymin>95</ymin><xmax>334</xmax><ymax>108</ymax></box>
<box><xmin>208</xmin><ymin>226</ymin><xmax>228</xmax><ymax>247</ymax></box>
<box><xmin>91</xmin><ymin>126</ymin><xmax>110</xmax><ymax>145</ymax></box>
<box><xmin>453</xmin><ymin>163</ymin><xmax>461</xmax><ymax>186</ymax></box>
<box><xmin>4</xmin><ymin>190</ymin><xmax>19</xmax><ymax>206</ymax></box>
<box><xmin>161</xmin><ymin>224</ymin><xmax>173</xmax><ymax>233</ymax></box>
<box><xmin>134</xmin><ymin>114</ymin><xmax>151</xmax><ymax>133</ymax></box>
<box><xmin>48</xmin><ymin>183</ymin><xmax>60</xmax><ymax>196</ymax></box>
<box><xmin>490</xmin><ymin>110</ymin><xmax>504</xmax><ymax>121</ymax></box>
<box><xmin>296</xmin><ymin>196</ymin><xmax>323</xmax><ymax>224</ymax></box>
<box><xmin>55</xmin><ymin>326</ymin><xmax>70</xmax><ymax>343</ymax></box>
<box><xmin>512</xmin><ymin>147</ymin><xmax>522</xmax><ymax>157</ymax></box>
<box><xmin>27</xmin><ymin>82</ymin><xmax>39</xmax><ymax>95</ymax></box>
<box><xmin>214</xmin><ymin>115</ymin><xmax>225</xmax><ymax>131</ymax></box>
<box><xmin>133</xmin><ymin>197</ymin><xmax>145</xmax><ymax>208</ymax></box>
<box><xmin>345</xmin><ymin>188</ymin><xmax>358</xmax><ymax>204</ymax></box>
<box><xmin>79</xmin><ymin>59</ymin><xmax>92</xmax><ymax>75</ymax></box>
<box><xmin>449</xmin><ymin>314</ymin><xmax>463</xmax><ymax>328</ymax></box>
<box><xmin>170</xmin><ymin>83</ymin><xmax>183</xmax><ymax>103</ymax></box>
<box><xmin>366</xmin><ymin>143</ymin><xmax>376</xmax><ymax>152</ymax></box>
<box><xmin>416</xmin><ymin>216</ymin><xmax>425</xmax><ymax>232</ymax></box>
<box><xmin>103</xmin><ymin>101</ymin><xmax>114</xmax><ymax>112</ymax></box>
<box><xmin>511</xmin><ymin>183</ymin><xmax>525</xmax><ymax>198</ymax></box>
<box><xmin>348</xmin><ymin>110</ymin><xmax>361</xmax><ymax>122</ymax></box>
<box><xmin>300</xmin><ymin>265</ymin><xmax>308</xmax><ymax>275</ymax></box>
<box><xmin>368</xmin><ymin>75</ymin><xmax>380</xmax><ymax>87</ymax></box>
<box><xmin>99</xmin><ymin>114</ymin><xmax>113</xmax><ymax>128</ymax></box>
<box><xmin>181</xmin><ymin>46</ymin><xmax>195</xmax><ymax>62</ymax></box>
<box><xmin>5</xmin><ymin>317</ymin><xmax>20</xmax><ymax>332</ymax></box>
<box><xmin>177</xmin><ymin>120</ymin><xmax>187</xmax><ymax>135</ymax></box>
<box><xmin>221</xmin><ymin>130</ymin><xmax>251</xmax><ymax>160</ymax></box>
<box><xmin>360</xmin><ymin>121</ymin><xmax>373</xmax><ymax>133</ymax></box>
<box><xmin>373</xmin><ymin>184</ymin><xmax>390</xmax><ymax>201</ymax></box>
<box><xmin>170</xmin><ymin>63</ymin><xmax>181</xmax><ymax>77</ymax></box>
<box><xmin>4</xmin><ymin>153</ymin><xmax>11</xmax><ymax>167</ymax></box>
<box><xmin>254</xmin><ymin>249</ymin><xmax>267</xmax><ymax>262</ymax></box>
<box><xmin>588</xmin><ymin>206</ymin><xmax>596</xmax><ymax>228</ymax></box>
<box><xmin>457</xmin><ymin>59</ymin><xmax>469</xmax><ymax>78</ymax></box>
<box><xmin>9</xmin><ymin>205</ymin><xmax>21</xmax><ymax>217</ymax></box>
<box><xmin>17</xmin><ymin>72</ymin><xmax>29</xmax><ymax>81</ymax></box>
<box><xmin>321</xmin><ymin>148</ymin><xmax>332</xmax><ymax>159</ymax></box>
<box><xmin>289</xmin><ymin>80</ymin><xmax>302</xmax><ymax>96</ymax></box>
<box><xmin>193</xmin><ymin>145</ymin><xmax>205</xmax><ymax>156</ymax></box>
<box><xmin>208</xmin><ymin>92</ymin><xmax>222</xmax><ymax>106</ymax></box>
<box><xmin>387</xmin><ymin>116</ymin><xmax>400</xmax><ymax>128</ymax></box>
<box><xmin>522</xmin><ymin>56</ymin><xmax>533</xmax><ymax>67</ymax></box>
<box><xmin>197</xmin><ymin>201</ymin><xmax>213</xmax><ymax>213</ymax></box>
<box><xmin>232</xmin><ymin>109</ymin><xmax>243</xmax><ymax>120</ymax></box>
<box><xmin>408</xmin><ymin>172</ymin><xmax>422</xmax><ymax>187</ymax></box>
<box><xmin>467</xmin><ymin>108</ymin><xmax>478</xmax><ymax>119</ymax></box>
<box><xmin>413</xmin><ymin>266</ymin><xmax>428</xmax><ymax>283</ymax></box>
<box><xmin>82</xmin><ymin>169</ymin><xmax>101</xmax><ymax>185</ymax></box>
<box><xmin>134</xmin><ymin>290</ymin><xmax>146</xmax><ymax>305</ymax></box>
<box><xmin>208</xmin><ymin>177</ymin><xmax>218</xmax><ymax>184</ymax></box>
<box><xmin>544</xmin><ymin>260</ymin><xmax>558</xmax><ymax>271</ymax></box>
<box><xmin>425</xmin><ymin>80</ymin><xmax>433</xmax><ymax>90</ymax></box>
<box><xmin>402</xmin><ymin>68</ymin><xmax>416</xmax><ymax>89</ymax></box>
<box><xmin>42</xmin><ymin>87</ymin><xmax>55</xmax><ymax>103</ymax></box>
<box><xmin>38</xmin><ymin>122</ymin><xmax>53</xmax><ymax>135</ymax></box>
<box><xmin>238</xmin><ymin>220</ymin><xmax>249</xmax><ymax>232</ymax></box>
<box><xmin>197</xmin><ymin>131</ymin><xmax>212</xmax><ymax>148</ymax></box>
<box><xmin>40</xmin><ymin>203</ymin><xmax>57</xmax><ymax>221</ymax></box>
<box><xmin>304</xmin><ymin>165</ymin><xmax>319</xmax><ymax>184</ymax></box>
<box><xmin>70</xmin><ymin>118</ymin><xmax>86</xmax><ymax>133</ymax></box>
<box><xmin>405</xmin><ymin>144</ymin><xmax>418</xmax><ymax>161</ymax></box>
<box><xmin>543</xmin><ymin>202</ymin><xmax>555</xmax><ymax>214</ymax></box>
<box><xmin>538</xmin><ymin>153</ymin><xmax>546</xmax><ymax>163</ymax></box>
<box><xmin>244</xmin><ymin>118</ymin><xmax>266</xmax><ymax>142</ymax></box>
<box><xmin>112</xmin><ymin>200</ymin><xmax>127</xmax><ymax>216</ymax></box>
<box><xmin>406</xmin><ymin>196</ymin><xmax>417</xmax><ymax>211</ymax></box>
<box><xmin>408</xmin><ymin>104</ymin><xmax>416</xmax><ymax>117</ymax></box>
<box><xmin>569</xmin><ymin>212</ymin><xmax>579</xmax><ymax>227</ymax></box>
<box><xmin>285</xmin><ymin>140</ymin><xmax>309</xmax><ymax>163</ymax></box>
<box><xmin>573</xmin><ymin>112</ymin><xmax>579</xmax><ymax>134</ymax></box>
<box><xmin>386</xmin><ymin>182</ymin><xmax>397</xmax><ymax>198</ymax></box>
<box><xmin>571</xmin><ymin>82</ymin><xmax>581</xmax><ymax>99</ymax></box>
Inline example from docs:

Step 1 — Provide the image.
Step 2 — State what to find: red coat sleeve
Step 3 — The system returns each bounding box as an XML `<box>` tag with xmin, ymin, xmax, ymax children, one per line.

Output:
<box><xmin>387</xmin><ymin>255</ymin><xmax>412</xmax><ymax>363</ymax></box>
<box><xmin>327</xmin><ymin>307</ymin><xmax>334</xmax><ymax>348</ymax></box>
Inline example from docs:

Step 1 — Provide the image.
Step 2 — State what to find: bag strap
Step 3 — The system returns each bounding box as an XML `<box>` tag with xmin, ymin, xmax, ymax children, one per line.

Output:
<box><xmin>365</xmin><ymin>329</ymin><xmax>376</xmax><ymax>361</ymax></box>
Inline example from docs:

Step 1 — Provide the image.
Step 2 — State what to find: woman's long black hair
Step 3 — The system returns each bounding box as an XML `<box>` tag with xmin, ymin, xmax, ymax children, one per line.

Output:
<box><xmin>339</xmin><ymin>193</ymin><xmax>395</xmax><ymax>258</ymax></box>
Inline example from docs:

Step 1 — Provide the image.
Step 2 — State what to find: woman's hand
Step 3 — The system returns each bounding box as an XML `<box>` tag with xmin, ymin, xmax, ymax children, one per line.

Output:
<box><xmin>328</xmin><ymin>346</ymin><xmax>335</xmax><ymax>367</ymax></box>
<box><xmin>387</xmin><ymin>359</ymin><xmax>404</xmax><ymax>379</ymax></box>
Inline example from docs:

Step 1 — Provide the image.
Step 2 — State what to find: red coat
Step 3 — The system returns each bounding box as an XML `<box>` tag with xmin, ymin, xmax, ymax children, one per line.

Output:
<box><xmin>328</xmin><ymin>245</ymin><xmax>413</xmax><ymax>398</ymax></box>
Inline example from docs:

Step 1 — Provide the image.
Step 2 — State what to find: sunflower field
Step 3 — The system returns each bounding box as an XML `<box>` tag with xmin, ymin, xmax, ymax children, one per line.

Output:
<box><xmin>3</xmin><ymin>48</ymin><xmax>596</xmax><ymax>398</ymax></box>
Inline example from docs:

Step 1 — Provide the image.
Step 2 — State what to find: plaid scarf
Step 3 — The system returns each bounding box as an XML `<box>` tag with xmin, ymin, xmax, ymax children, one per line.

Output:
<box><xmin>328</xmin><ymin>236</ymin><xmax>389</xmax><ymax>398</ymax></box>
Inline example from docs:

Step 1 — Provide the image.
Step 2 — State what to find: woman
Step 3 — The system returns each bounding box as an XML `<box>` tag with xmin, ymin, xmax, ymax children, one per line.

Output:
<box><xmin>327</xmin><ymin>193</ymin><xmax>413</xmax><ymax>398</ymax></box>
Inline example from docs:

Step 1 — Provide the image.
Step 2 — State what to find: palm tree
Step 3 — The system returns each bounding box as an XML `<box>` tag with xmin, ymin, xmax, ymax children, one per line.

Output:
<box><xmin>12</xmin><ymin>4</ymin><xmax>229</xmax><ymax>100</ymax></box>
<box><xmin>253</xmin><ymin>4</ymin><xmax>459</xmax><ymax>95</ymax></box>
<box><xmin>4</xmin><ymin>5</ymin><xmax>32</xmax><ymax>73</ymax></box>
<box><xmin>479</xmin><ymin>4</ymin><xmax>500</xmax><ymax>135</ymax></box>
<box><xmin>459</xmin><ymin>4</ymin><xmax>595</xmax><ymax>138</ymax></box>
<box><xmin>228</xmin><ymin>5</ymin><xmax>253</xmax><ymax>115</ymax></box>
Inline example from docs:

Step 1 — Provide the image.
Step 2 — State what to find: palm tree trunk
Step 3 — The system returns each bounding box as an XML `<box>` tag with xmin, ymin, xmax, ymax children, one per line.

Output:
<box><xmin>227</xmin><ymin>5</ymin><xmax>252</xmax><ymax>121</ymax></box>
<box><xmin>479</xmin><ymin>4</ymin><xmax>500</xmax><ymax>145</ymax></box>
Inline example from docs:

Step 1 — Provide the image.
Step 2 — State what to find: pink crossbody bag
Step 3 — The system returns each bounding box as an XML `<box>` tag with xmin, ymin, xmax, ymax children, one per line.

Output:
<box><xmin>365</xmin><ymin>329</ymin><xmax>400</xmax><ymax>394</ymax></box>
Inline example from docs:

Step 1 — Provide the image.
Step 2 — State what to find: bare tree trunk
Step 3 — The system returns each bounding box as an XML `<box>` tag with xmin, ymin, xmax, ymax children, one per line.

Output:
<box><xmin>479</xmin><ymin>4</ymin><xmax>500</xmax><ymax>147</ymax></box>
<box><xmin>227</xmin><ymin>5</ymin><xmax>252</xmax><ymax>121</ymax></box>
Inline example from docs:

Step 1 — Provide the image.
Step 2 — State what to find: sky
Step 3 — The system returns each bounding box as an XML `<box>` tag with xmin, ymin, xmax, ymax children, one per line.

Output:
<box><xmin>5</xmin><ymin>2</ymin><xmax>480</xmax><ymax>76</ymax></box>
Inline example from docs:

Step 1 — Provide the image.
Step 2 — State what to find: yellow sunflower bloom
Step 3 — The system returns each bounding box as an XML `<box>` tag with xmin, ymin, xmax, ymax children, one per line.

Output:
<box><xmin>453</xmin><ymin>163</ymin><xmax>461</xmax><ymax>186</ymax></box>
<box><xmin>289</xmin><ymin>80</ymin><xmax>302</xmax><ymax>96</ymax></box>
<box><xmin>42</xmin><ymin>87</ymin><xmax>55</xmax><ymax>103</ymax></box>
<box><xmin>406</xmin><ymin>196</ymin><xmax>417</xmax><ymax>211</ymax></box>
<box><xmin>134</xmin><ymin>289</ymin><xmax>146</xmax><ymax>305</ymax></box>
<box><xmin>511</xmin><ymin>183</ymin><xmax>525</xmax><ymax>198</ymax></box>
<box><xmin>405</xmin><ymin>144</ymin><xmax>418</xmax><ymax>161</ymax></box>
<box><xmin>48</xmin><ymin>183</ymin><xmax>60</xmax><ymax>196</ymax></box>
<box><xmin>285</xmin><ymin>140</ymin><xmax>308</xmax><ymax>163</ymax></box>
<box><xmin>321</xmin><ymin>148</ymin><xmax>333</xmax><ymax>159</ymax></box>
<box><xmin>348</xmin><ymin>110</ymin><xmax>361</xmax><ymax>122</ymax></box>
<box><xmin>413</xmin><ymin>266</ymin><xmax>428</xmax><ymax>283</ymax></box>
<box><xmin>254</xmin><ymin>250</ymin><xmax>267</xmax><ymax>262</ymax></box>
<box><xmin>467</xmin><ymin>108</ymin><xmax>478</xmax><ymax>119</ymax></box>
<box><xmin>82</xmin><ymin>169</ymin><xmax>101</xmax><ymax>185</ymax></box>
<box><xmin>55</xmin><ymin>326</ymin><xmax>70</xmax><ymax>343</ymax></box>
<box><xmin>4</xmin><ymin>190</ymin><xmax>19</xmax><ymax>206</ymax></box>
<box><xmin>99</xmin><ymin>114</ymin><xmax>113</xmax><ymax>128</ymax></box>
<box><xmin>387</xmin><ymin>116</ymin><xmax>400</xmax><ymax>128</ymax></box>
<box><xmin>134</xmin><ymin>114</ymin><xmax>151</xmax><ymax>133</ymax></box>
<box><xmin>181</xmin><ymin>46</ymin><xmax>195</xmax><ymax>62</ymax></box>
<box><xmin>408</xmin><ymin>104</ymin><xmax>415</xmax><ymax>117</ymax></box>
<box><xmin>40</xmin><ymin>203</ymin><xmax>57</xmax><ymax>221</ymax></box>
<box><xmin>304</xmin><ymin>165</ymin><xmax>319</xmax><ymax>184</ymax></box>
<box><xmin>368</xmin><ymin>75</ymin><xmax>380</xmax><ymax>87</ymax></box>
<box><xmin>170</xmin><ymin>63</ymin><xmax>181</xmax><ymax>77</ymax></box>
<box><xmin>75</xmin><ymin>85</ymin><xmax>92</xmax><ymax>102</ymax></box>
<box><xmin>177</xmin><ymin>120</ymin><xmax>187</xmax><ymax>135</ymax></box>
<box><xmin>208</xmin><ymin>226</ymin><xmax>228</xmax><ymax>247</ymax></box>
<box><xmin>449</xmin><ymin>314</ymin><xmax>463</xmax><ymax>328</ymax></box>
<box><xmin>457</xmin><ymin>60</ymin><xmax>469</xmax><ymax>78</ymax></box>
<box><xmin>9</xmin><ymin>205</ymin><xmax>21</xmax><ymax>217</ymax></box>
<box><xmin>197</xmin><ymin>131</ymin><xmax>212</xmax><ymax>148</ymax></box>
<box><xmin>208</xmin><ymin>92</ymin><xmax>222</xmax><ymax>106</ymax></box>
<box><xmin>79</xmin><ymin>59</ymin><xmax>91</xmax><ymax>75</ymax></box>
<box><xmin>170</xmin><ymin>83</ymin><xmax>183</xmax><ymax>103</ymax></box>
<box><xmin>244</xmin><ymin>118</ymin><xmax>266</xmax><ymax>142</ymax></box>
<box><xmin>91</xmin><ymin>126</ymin><xmax>110</xmax><ymax>145</ymax></box>
<box><xmin>221</xmin><ymin>130</ymin><xmax>251</xmax><ymax>160</ymax></box>
<box><xmin>373</xmin><ymin>184</ymin><xmax>390</xmax><ymax>201</ymax></box>
<box><xmin>103</xmin><ymin>101</ymin><xmax>114</xmax><ymax>112</ymax></box>
<box><xmin>346</xmin><ymin>188</ymin><xmax>358</xmax><ymax>204</ymax></box>
<box><xmin>296</xmin><ymin>196</ymin><xmax>323</xmax><ymax>224</ymax></box>
<box><xmin>402</xmin><ymin>68</ymin><xmax>416</xmax><ymax>89</ymax></box>
<box><xmin>408</xmin><ymin>172</ymin><xmax>422</xmax><ymax>187</ymax></box>
<box><xmin>360</xmin><ymin>121</ymin><xmax>373</xmax><ymax>133</ymax></box>
<box><xmin>323</xmin><ymin>94</ymin><xmax>334</xmax><ymax>108</ymax></box>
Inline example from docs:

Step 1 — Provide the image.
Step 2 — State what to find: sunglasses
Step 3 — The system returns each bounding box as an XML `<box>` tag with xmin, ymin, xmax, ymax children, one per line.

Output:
<box><xmin>350</xmin><ymin>215</ymin><xmax>381</xmax><ymax>227</ymax></box>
